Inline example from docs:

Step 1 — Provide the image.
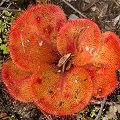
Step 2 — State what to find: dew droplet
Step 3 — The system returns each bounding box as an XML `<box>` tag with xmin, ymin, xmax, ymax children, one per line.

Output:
<box><xmin>39</xmin><ymin>41</ymin><xmax>43</xmax><ymax>46</ymax></box>
<box><xmin>57</xmin><ymin>88</ymin><xmax>60</xmax><ymax>90</ymax></box>
<box><xmin>76</xmin><ymin>76</ymin><xmax>79</xmax><ymax>78</ymax></box>
<box><xmin>85</xmin><ymin>46</ymin><xmax>89</xmax><ymax>51</ymax></box>
<box><xmin>99</xmin><ymin>88</ymin><xmax>102</xmax><ymax>92</ymax></box>
<box><xmin>57</xmin><ymin>70</ymin><xmax>61</xmax><ymax>73</ymax></box>
<box><xmin>27</xmin><ymin>39</ymin><xmax>31</xmax><ymax>42</ymax></box>
<box><xmin>75</xmin><ymin>80</ymin><xmax>78</xmax><ymax>83</ymax></box>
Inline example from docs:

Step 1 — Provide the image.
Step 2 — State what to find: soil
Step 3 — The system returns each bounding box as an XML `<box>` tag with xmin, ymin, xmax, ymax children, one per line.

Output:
<box><xmin>0</xmin><ymin>0</ymin><xmax>120</xmax><ymax>120</ymax></box>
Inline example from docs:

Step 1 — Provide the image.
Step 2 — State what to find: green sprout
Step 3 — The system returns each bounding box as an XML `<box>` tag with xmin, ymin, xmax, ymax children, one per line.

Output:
<box><xmin>0</xmin><ymin>44</ymin><xmax>9</xmax><ymax>54</ymax></box>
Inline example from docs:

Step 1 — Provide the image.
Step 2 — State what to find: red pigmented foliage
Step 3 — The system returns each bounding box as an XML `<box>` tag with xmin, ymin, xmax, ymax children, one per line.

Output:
<box><xmin>30</xmin><ymin>64</ymin><xmax>93</xmax><ymax>115</ymax></box>
<box><xmin>1</xmin><ymin>3</ymin><xmax>120</xmax><ymax>118</ymax></box>
<box><xmin>2</xmin><ymin>61</ymin><xmax>33</xmax><ymax>102</ymax></box>
<box><xmin>9</xmin><ymin>4</ymin><xmax>67</xmax><ymax>71</ymax></box>
<box><xmin>83</xmin><ymin>31</ymin><xmax>120</xmax><ymax>98</ymax></box>
<box><xmin>9</xmin><ymin>28</ymin><xmax>60</xmax><ymax>71</ymax></box>
<box><xmin>31</xmin><ymin>4</ymin><xmax>67</xmax><ymax>49</ymax></box>
<box><xmin>57</xmin><ymin>19</ymin><xmax>102</xmax><ymax>66</ymax></box>
<box><xmin>93</xmin><ymin>31</ymin><xmax>120</xmax><ymax>67</ymax></box>
<box><xmin>83</xmin><ymin>63</ymin><xmax>119</xmax><ymax>98</ymax></box>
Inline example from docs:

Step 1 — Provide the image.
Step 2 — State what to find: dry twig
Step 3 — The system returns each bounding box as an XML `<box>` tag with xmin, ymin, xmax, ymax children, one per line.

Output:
<box><xmin>0</xmin><ymin>7</ymin><xmax>23</xmax><ymax>12</ymax></box>
<box><xmin>63</xmin><ymin>0</ymin><xmax>87</xmax><ymax>18</ymax></box>
<box><xmin>95</xmin><ymin>96</ymin><xmax>107</xmax><ymax>120</ymax></box>
<box><xmin>112</xmin><ymin>0</ymin><xmax>120</xmax><ymax>7</ymax></box>
<box><xmin>81</xmin><ymin>0</ymin><xmax>99</xmax><ymax>11</ymax></box>
<box><xmin>0</xmin><ymin>0</ymin><xmax>9</xmax><ymax>7</ymax></box>
<box><xmin>90</xmin><ymin>99</ymin><xmax>120</xmax><ymax>106</ymax></box>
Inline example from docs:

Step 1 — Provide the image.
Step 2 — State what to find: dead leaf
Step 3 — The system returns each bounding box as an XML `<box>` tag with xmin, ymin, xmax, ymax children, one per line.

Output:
<box><xmin>103</xmin><ymin>106</ymin><xmax>117</xmax><ymax>120</ymax></box>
